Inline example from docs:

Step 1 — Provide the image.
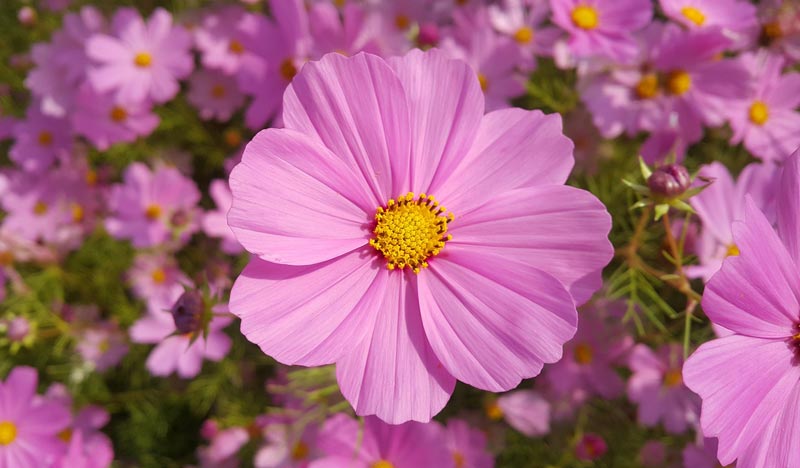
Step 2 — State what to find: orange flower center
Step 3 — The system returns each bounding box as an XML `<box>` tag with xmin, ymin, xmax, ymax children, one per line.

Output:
<box><xmin>571</xmin><ymin>5</ymin><xmax>599</xmax><ymax>30</ymax></box>
<box><xmin>681</xmin><ymin>6</ymin><xmax>705</xmax><ymax>26</ymax></box>
<box><xmin>574</xmin><ymin>342</ymin><xmax>594</xmax><ymax>365</ymax></box>
<box><xmin>513</xmin><ymin>26</ymin><xmax>534</xmax><ymax>44</ymax></box>
<box><xmin>134</xmin><ymin>52</ymin><xmax>152</xmax><ymax>67</ymax></box>
<box><xmin>110</xmin><ymin>106</ymin><xmax>127</xmax><ymax>123</ymax></box>
<box><xmin>666</xmin><ymin>70</ymin><xmax>691</xmax><ymax>95</ymax></box>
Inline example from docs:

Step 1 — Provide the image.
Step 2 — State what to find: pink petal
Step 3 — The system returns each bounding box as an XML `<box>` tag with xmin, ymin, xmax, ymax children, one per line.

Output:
<box><xmin>2</xmin><ymin>367</ymin><xmax>37</xmax><ymax>420</ymax></box>
<box><xmin>145</xmin><ymin>337</ymin><xmax>185</xmax><ymax>376</ymax></box>
<box><xmin>336</xmin><ymin>271</ymin><xmax>455</xmax><ymax>424</ymax></box>
<box><xmin>777</xmin><ymin>149</ymin><xmax>800</xmax><ymax>264</ymax></box>
<box><xmin>228</xmin><ymin>128</ymin><xmax>373</xmax><ymax>266</ymax></box>
<box><xmin>417</xmin><ymin>246</ymin><xmax>577</xmax><ymax>392</ymax></box>
<box><xmin>282</xmin><ymin>52</ymin><xmax>411</xmax><ymax>204</ymax></box>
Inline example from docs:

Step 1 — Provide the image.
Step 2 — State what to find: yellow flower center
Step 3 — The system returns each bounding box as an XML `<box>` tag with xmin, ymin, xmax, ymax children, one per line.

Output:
<box><xmin>681</xmin><ymin>6</ymin><xmax>706</xmax><ymax>26</ymax></box>
<box><xmin>38</xmin><ymin>131</ymin><xmax>53</xmax><ymax>146</ymax></box>
<box><xmin>666</xmin><ymin>70</ymin><xmax>691</xmax><ymax>95</ymax></box>
<box><xmin>726</xmin><ymin>244</ymin><xmax>740</xmax><ymax>257</ymax></box>
<box><xmin>453</xmin><ymin>451</ymin><xmax>465</xmax><ymax>468</ymax></box>
<box><xmin>571</xmin><ymin>5</ymin><xmax>599</xmax><ymax>30</ymax></box>
<box><xmin>211</xmin><ymin>84</ymin><xmax>226</xmax><ymax>99</ymax></box>
<box><xmin>763</xmin><ymin>21</ymin><xmax>783</xmax><ymax>40</ymax></box>
<box><xmin>513</xmin><ymin>26</ymin><xmax>534</xmax><ymax>44</ymax></box>
<box><xmin>291</xmin><ymin>441</ymin><xmax>309</xmax><ymax>460</ymax></box>
<box><xmin>228</xmin><ymin>39</ymin><xmax>245</xmax><ymax>54</ymax></box>
<box><xmin>477</xmin><ymin>73</ymin><xmax>489</xmax><ymax>92</ymax></box>
<box><xmin>635</xmin><ymin>73</ymin><xmax>659</xmax><ymax>99</ymax></box>
<box><xmin>370</xmin><ymin>193</ymin><xmax>453</xmax><ymax>274</ymax></box>
<box><xmin>279</xmin><ymin>59</ymin><xmax>297</xmax><ymax>81</ymax></box>
<box><xmin>749</xmin><ymin>101</ymin><xmax>769</xmax><ymax>125</ymax></box>
<box><xmin>151</xmin><ymin>268</ymin><xmax>166</xmax><ymax>284</ymax></box>
<box><xmin>134</xmin><ymin>52</ymin><xmax>152</xmax><ymax>68</ymax></box>
<box><xmin>372</xmin><ymin>461</ymin><xmax>395</xmax><ymax>468</ymax></box>
<box><xmin>224</xmin><ymin>128</ymin><xmax>242</xmax><ymax>148</ymax></box>
<box><xmin>71</xmin><ymin>203</ymin><xmax>84</xmax><ymax>223</ymax></box>
<box><xmin>58</xmin><ymin>428</ymin><xmax>73</xmax><ymax>442</ymax></box>
<box><xmin>85</xmin><ymin>169</ymin><xmax>98</xmax><ymax>186</ymax></box>
<box><xmin>144</xmin><ymin>204</ymin><xmax>162</xmax><ymax>220</ymax></box>
<box><xmin>33</xmin><ymin>201</ymin><xmax>48</xmax><ymax>215</ymax></box>
<box><xmin>109</xmin><ymin>106</ymin><xmax>127</xmax><ymax>123</ymax></box>
<box><xmin>485</xmin><ymin>401</ymin><xmax>504</xmax><ymax>421</ymax></box>
<box><xmin>664</xmin><ymin>368</ymin><xmax>683</xmax><ymax>387</ymax></box>
<box><xmin>0</xmin><ymin>421</ymin><xmax>17</xmax><ymax>445</ymax></box>
<box><xmin>394</xmin><ymin>14</ymin><xmax>410</xmax><ymax>30</ymax></box>
<box><xmin>574</xmin><ymin>342</ymin><xmax>594</xmax><ymax>365</ymax></box>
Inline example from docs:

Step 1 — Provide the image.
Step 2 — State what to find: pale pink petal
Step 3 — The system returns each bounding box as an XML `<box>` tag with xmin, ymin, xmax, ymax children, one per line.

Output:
<box><xmin>777</xmin><ymin>149</ymin><xmax>800</xmax><ymax>263</ymax></box>
<box><xmin>146</xmin><ymin>337</ymin><xmax>185</xmax><ymax>376</ymax></box>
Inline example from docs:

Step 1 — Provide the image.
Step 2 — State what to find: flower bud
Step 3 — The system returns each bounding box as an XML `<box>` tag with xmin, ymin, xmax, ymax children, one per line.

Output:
<box><xmin>575</xmin><ymin>433</ymin><xmax>607</xmax><ymax>461</ymax></box>
<box><xmin>418</xmin><ymin>23</ymin><xmax>440</xmax><ymax>47</ymax></box>
<box><xmin>171</xmin><ymin>290</ymin><xmax>204</xmax><ymax>334</ymax></box>
<box><xmin>647</xmin><ymin>164</ymin><xmax>691</xmax><ymax>197</ymax></box>
<box><xmin>6</xmin><ymin>317</ymin><xmax>30</xmax><ymax>342</ymax></box>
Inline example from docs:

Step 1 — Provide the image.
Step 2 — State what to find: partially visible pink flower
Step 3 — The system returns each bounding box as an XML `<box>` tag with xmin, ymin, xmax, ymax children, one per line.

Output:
<box><xmin>0</xmin><ymin>367</ymin><xmax>71</xmax><ymax>467</ymax></box>
<box><xmin>309</xmin><ymin>2</ymin><xmax>383</xmax><ymax>57</ymax></box>
<box><xmin>660</xmin><ymin>0</ymin><xmax>758</xmax><ymax>49</ymax></box>
<box><xmin>202</xmin><ymin>180</ymin><xmax>243</xmax><ymax>255</ymax></box>
<box><xmin>488</xmin><ymin>0</ymin><xmax>560</xmax><ymax>58</ymax></box>
<box><xmin>759</xmin><ymin>0</ymin><xmax>800</xmax><ymax>61</ymax></box>
<box><xmin>44</xmin><ymin>0</ymin><xmax>71</xmax><ymax>12</ymax></box>
<box><xmin>198</xmin><ymin>426</ymin><xmax>249</xmax><ymax>468</ymax></box>
<box><xmin>627</xmin><ymin>344</ymin><xmax>699</xmax><ymax>434</ymax></box>
<box><xmin>194</xmin><ymin>6</ymin><xmax>258</xmax><ymax>75</ymax></box>
<box><xmin>9</xmin><ymin>108</ymin><xmax>71</xmax><ymax>173</ymax></box>
<box><xmin>495</xmin><ymin>390</ymin><xmax>550</xmax><ymax>437</ymax></box>
<box><xmin>105</xmin><ymin>162</ymin><xmax>201</xmax><ymax>249</ymax></box>
<box><xmin>75</xmin><ymin>323</ymin><xmax>129</xmax><ymax>372</ymax></box>
<box><xmin>87</xmin><ymin>8</ymin><xmax>193</xmax><ymax>104</ymax></box>
<box><xmin>443</xmin><ymin>419</ymin><xmax>493</xmax><ymax>468</ymax></box>
<box><xmin>575</xmin><ymin>433</ymin><xmax>607</xmax><ymax>462</ymax></box>
<box><xmin>254</xmin><ymin>416</ymin><xmax>319</xmax><ymax>468</ymax></box>
<box><xmin>187</xmin><ymin>69</ymin><xmax>246</xmax><ymax>122</ymax></box>
<box><xmin>72</xmin><ymin>85</ymin><xmax>159</xmax><ymax>150</ymax></box>
<box><xmin>682</xmin><ymin>437</ymin><xmax>723</xmax><ymax>468</ymax></box>
<box><xmin>127</xmin><ymin>252</ymin><xmax>191</xmax><ymax>314</ymax></box>
<box><xmin>45</xmin><ymin>385</ymin><xmax>114</xmax><ymax>468</ymax></box>
<box><xmin>17</xmin><ymin>6</ymin><xmax>37</xmax><ymax>27</ymax></box>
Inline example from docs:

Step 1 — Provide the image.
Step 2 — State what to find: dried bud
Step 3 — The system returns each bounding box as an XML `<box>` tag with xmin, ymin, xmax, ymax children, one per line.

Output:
<box><xmin>575</xmin><ymin>433</ymin><xmax>607</xmax><ymax>461</ymax></box>
<box><xmin>171</xmin><ymin>290</ymin><xmax>204</xmax><ymax>334</ymax></box>
<box><xmin>647</xmin><ymin>164</ymin><xmax>691</xmax><ymax>197</ymax></box>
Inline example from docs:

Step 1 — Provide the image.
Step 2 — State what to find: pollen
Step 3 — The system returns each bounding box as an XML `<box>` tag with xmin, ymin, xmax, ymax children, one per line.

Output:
<box><xmin>681</xmin><ymin>6</ymin><xmax>705</xmax><ymax>26</ymax></box>
<box><xmin>279</xmin><ymin>59</ymin><xmax>297</xmax><ymax>81</ymax></box>
<box><xmin>574</xmin><ymin>343</ymin><xmax>594</xmax><ymax>365</ymax></box>
<box><xmin>635</xmin><ymin>73</ymin><xmax>659</xmax><ymax>99</ymax></box>
<box><xmin>726</xmin><ymin>244</ymin><xmax>740</xmax><ymax>257</ymax></box>
<box><xmin>372</xmin><ymin>461</ymin><xmax>395</xmax><ymax>468</ymax></box>
<box><xmin>513</xmin><ymin>26</ymin><xmax>534</xmax><ymax>44</ymax></box>
<box><xmin>571</xmin><ymin>5</ymin><xmax>599</xmax><ymax>30</ymax></box>
<box><xmin>38</xmin><ymin>131</ymin><xmax>53</xmax><ymax>146</ymax></box>
<box><xmin>151</xmin><ymin>268</ymin><xmax>166</xmax><ymax>284</ymax></box>
<box><xmin>369</xmin><ymin>193</ymin><xmax>453</xmax><ymax>274</ymax></box>
<box><xmin>663</xmin><ymin>368</ymin><xmax>683</xmax><ymax>387</ymax></box>
<box><xmin>0</xmin><ymin>421</ymin><xmax>17</xmax><ymax>445</ymax></box>
<box><xmin>749</xmin><ymin>100</ymin><xmax>769</xmax><ymax>125</ymax></box>
<box><xmin>477</xmin><ymin>73</ymin><xmax>489</xmax><ymax>92</ymax></box>
<box><xmin>666</xmin><ymin>70</ymin><xmax>691</xmax><ymax>95</ymax></box>
<box><xmin>144</xmin><ymin>204</ymin><xmax>162</xmax><ymax>220</ymax></box>
<box><xmin>109</xmin><ymin>106</ymin><xmax>127</xmax><ymax>123</ymax></box>
<box><xmin>134</xmin><ymin>52</ymin><xmax>152</xmax><ymax>68</ymax></box>
<box><xmin>228</xmin><ymin>39</ymin><xmax>245</xmax><ymax>54</ymax></box>
<box><xmin>211</xmin><ymin>84</ymin><xmax>226</xmax><ymax>99</ymax></box>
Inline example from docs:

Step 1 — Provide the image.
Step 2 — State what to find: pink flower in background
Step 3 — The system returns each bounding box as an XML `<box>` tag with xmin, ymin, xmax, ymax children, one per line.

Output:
<box><xmin>0</xmin><ymin>366</ymin><xmax>71</xmax><ymax>467</ymax></box>
<box><xmin>9</xmin><ymin>108</ymin><xmax>71</xmax><ymax>173</ymax></box>
<box><xmin>187</xmin><ymin>69</ymin><xmax>246</xmax><ymax>122</ymax></box>
<box><xmin>127</xmin><ymin>252</ymin><xmax>190</xmax><ymax>313</ymax></box>
<box><xmin>254</xmin><ymin>416</ymin><xmax>320</xmax><ymax>468</ymax></box>
<box><xmin>659</xmin><ymin>0</ymin><xmax>758</xmax><ymax>49</ymax></box>
<box><xmin>444</xmin><ymin>419</ymin><xmax>493</xmax><ymax>468</ymax></box>
<box><xmin>488</xmin><ymin>0</ymin><xmax>560</xmax><ymax>58</ymax></box>
<box><xmin>638</xmin><ymin>440</ymin><xmax>666</xmax><ymax>467</ymax></box>
<box><xmin>687</xmin><ymin>161</ymin><xmax>777</xmax><ymax>282</ymax></box>
<box><xmin>229</xmin><ymin>50</ymin><xmax>612</xmax><ymax>423</ymax></box>
<box><xmin>727</xmin><ymin>51</ymin><xmax>800</xmax><ymax>163</ymax></box>
<box><xmin>682</xmin><ymin>437</ymin><xmax>723</xmax><ymax>468</ymax></box>
<box><xmin>627</xmin><ymin>344</ymin><xmax>699</xmax><ymax>434</ymax></box>
<box><xmin>194</xmin><ymin>6</ymin><xmax>256</xmax><ymax>75</ymax></box>
<box><xmin>683</xmin><ymin>149</ymin><xmax>800</xmax><ymax>468</ymax></box>
<box><xmin>575</xmin><ymin>433</ymin><xmax>607</xmax><ymax>461</ymax></box>
<box><xmin>45</xmin><ymin>385</ymin><xmax>114</xmax><ymax>468</ymax></box>
<box><xmin>759</xmin><ymin>0</ymin><xmax>800</xmax><ymax>61</ymax></box>
<box><xmin>494</xmin><ymin>390</ymin><xmax>551</xmax><ymax>437</ymax></box>
<box><xmin>198</xmin><ymin>425</ymin><xmax>249</xmax><ymax>468</ymax></box>
<box><xmin>105</xmin><ymin>162</ymin><xmax>201</xmax><ymax>249</ymax></box>
<box><xmin>308</xmin><ymin>1</ymin><xmax>382</xmax><ymax>57</ymax></box>
<box><xmin>72</xmin><ymin>85</ymin><xmax>159</xmax><ymax>150</ymax></box>
<box><xmin>202</xmin><ymin>180</ymin><xmax>243</xmax><ymax>255</ymax></box>
<box><xmin>75</xmin><ymin>323</ymin><xmax>129</xmax><ymax>372</ymax></box>
<box><xmin>549</xmin><ymin>0</ymin><xmax>653</xmax><ymax>62</ymax></box>
<box><xmin>315</xmin><ymin>414</ymin><xmax>452</xmax><ymax>467</ymax></box>
<box><xmin>87</xmin><ymin>8</ymin><xmax>193</xmax><ymax>104</ymax></box>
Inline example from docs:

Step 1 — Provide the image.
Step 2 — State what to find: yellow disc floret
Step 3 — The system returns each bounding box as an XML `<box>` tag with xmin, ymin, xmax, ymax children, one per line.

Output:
<box><xmin>477</xmin><ymin>73</ymin><xmax>489</xmax><ymax>92</ymax></box>
<box><xmin>574</xmin><ymin>343</ymin><xmax>594</xmax><ymax>365</ymax></box>
<box><xmin>110</xmin><ymin>106</ymin><xmax>127</xmax><ymax>123</ymax></box>
<box><xmin>38</xmin><ymin>131</ymin><xmax>53</xmax><ymax>146</ymax></box>
<box><xmin>291</xmin><ymin>441</ymin><xmax>309</xmax><ymax>460</ymax></box>
<box><xmin>0</xmin><ymin>421</ymin><xmax>17</xmax><ymax>445</ymax></box>
<box><xmin>134</xmin><ymin>52</ymin><xmax>152</xmax><ymax>68</ymax></box>
<box><xmin>663</xmin><ymin>368</ymin><xmax>683</xmax><ymax>387</ymax></box>
<box><xmin>681</xmin><ymin>6</ymin><xmax>706</xmax><ymax>26</ymax></box>
<box><xmin>666</xmin><ymin>70</ymin><xmax>691</xmax><ymax>95</ymax></box>
<box><xmin>635</xmin><ymin>73</ymin><xmax>659</xmax><ymax>99</ymax></box>
<box><xmin>571</xmin><ymin>5</ymin><xmax>599</xmax><ymax>30</ymax></box>
<box><xmin>749</xmin><ymin>100</ymin><xmax>769</xmax><ymax>125</ymax></box>
<box><xmin>513</xmin><ymin>26</ymin><xmax>534</xmax><ymax>44</ymax></box>
<box><xmin>370</xmin><ymin>193</ymin><xmax>453</xmax><ymax>274</ymax></box>
<box><xmin>726</xmin><ymin>244</ymin><xmax>740</xmax><ymax>257</ymax></box>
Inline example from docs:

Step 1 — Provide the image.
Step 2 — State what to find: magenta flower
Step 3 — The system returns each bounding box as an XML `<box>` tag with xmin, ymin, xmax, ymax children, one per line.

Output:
<box><xmin>187</xmin><ymin>69</ymin><xmax>246</xmax><ymax>122</ymax></box>
<box><xmin>198</xmin><ymin>426</ymin><xmax>249</xmax><ymax>468</ymax></box>
<box><xmin>0</xmin><ymin>366</ymin><xmax>71</xmax><ymax>467</ymax></box>
<box><xmin>315</xmin><ymin>414</ymin><xmax>451</xmax><ymax>467</ymax></box>
<box><xmin>72</xmin><ymin>85</ymin><xmax>159</xmax><ymax>150</ymax></box>
<box><xmin>683</xmin><ymin>149</ymin><xmax>800</xmax><ymax>467</ymax></box>
<box><xmin>105</xmin><ymin>162</ymin><xmax>201</xmax><ymax>249</ymax></box>
<box><xmin>495</xmin><ymin>389</ymin><xmax>551</xmax><ymax>437</ymax></box>
<box><xmin>549</xmin><ymin>0</ymin><xmax>653</xmax><ymax>62</ymax></box>
<box><xmin>229</xmin><ymin>50</ymin><xmax>612</xmax><ymax>423</ymax></box>
<box><xmin>686</xmin><ymin>161</ymin><xmax>777</xmax><ymax>282</ymax></box>
<box><xmin>202</xmin><ymin>179</ymin><xmax>243</xmax><ymax>255</ymax></box>
<box><xmin>127</xmin><ymin>252</ymin><xmax>191</xmax><ymax>314</ymax></box>
<box><xmin>45</xmin><ymin>385</ymin><xmax>113</xmax><ymax>468</ymax></box>
<box><xmin>575</xmin><ymin>433</ymin><xmax>607</xmax><ymax>461</ymax></box>
<box><xmin>443</xmin><ymin>419</ymin><xmax>493</xmax><ymax>468</ymax></box>
<box><xmin>727</xmin><ymin>51</ymin><xmax>800</xmax><ymax>163</ymax></box>
<box><xmin>660</xmin><ymin>0</ymin><xmax>758</xmax><ymax>49</ymax></box>
<box><xmin>87</xmin><ymin>8</ymin><xmax>193</xmax><ymax>104</ymax></box>
<box><xmin>627</xmin><ymin>344</ymin><xmax>699</xmax><ymax>434</ymax></box>
<box><xmin>9</xmin><ymin>108</ymin><xmax>71</xmax><ymax>173</ymax></box>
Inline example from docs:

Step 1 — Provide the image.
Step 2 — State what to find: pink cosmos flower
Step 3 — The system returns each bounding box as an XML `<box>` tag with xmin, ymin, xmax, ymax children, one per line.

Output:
<box><xmin>45</xmin><ymin>385</ymin><xmax>114</xmax><ymax>468</ymax></box>
<box><xmin>314</xmin><ymin>414</ymin><xmax>451</xmax><ymax>467</ymax></box>
<box><xmin>75</xmin><ymin>323</ymin><xmax>129</xmax><ymax>372</ymax></box>
<box><xmin>194</xmin><ymin>6</ymin><xmax>257</xmax><ymax>75</ymax></box>
<box><xmin>627</xmin><ymin>344</ymin><xmax>699</xmax><ymax>434</ymax></box>
<box><xmin>727</xmin><ymin>51</ymin><xmax>800</xmax><ymax>163</ymax></box>
<box><xmin>488</xmin><ymin>0</ymin><xmax>561</xmax><ymax>58</ymax></box>
<box><xmin>254</xmin><ymin>416</ymin><xmax>319</xmax><ymax>468</ymax></box>
<box><xmin>660</xmin><ymin>0</ymin><xmax>758</xmax><ymax>49</ymax></box>
<box><xmin>187</xmin><ymin>69</ymin><xmax>246</xmax><ymax>122</ymax></box>
<box><xmin>549</xmin><ymin>0</ymin><xmax>653</xmax><ymax>63</ymax></box>
<box><xmin>72</xmin><ymin>85</ymin><xmax>159</xmax><ymax>150</ymax></box>
<box><xmin>687</xmin><ymin>161</ymin><xmax>777</xmax><ymax>282</ymax></box>
<box><xmin>0</xmin><ymin>367</ymin><xmax>71</xmax><ymax>467</ymax></box>
<box><xmin>228</xmin><ymin>50</ymin><xmax>612</xmax><ymax>423</ymax></box>
<box><xmin>683</xmin><ymin>149</ymin><xmax>800</xmax><ymax>467</ymax></box>
<box><xmin>105</xmin><ymin>162</ymin><xmax>201</xmax><ymax>249</ymax></box>
<box><xmin>309</xmin><ymin>2</ymin><xmax>383</xmax><ymax>57</ymax></box>
<box><xmin>9</xmin><ymin>108</ymin><xmax>71</xmax><ymax>173</ymax></box>
<box><xmin>127</xmin><ymin>252</ymin><xmax>191</xmax><ymax>314</ymax></box>
<box><xmin>202</xmin><ymin>180</ymin><xmax>243</xmax><ymax>255</ymax></box>
<box><xmin>87</xmin><ymin>8</ymin><xmax>193</xmax><ymax>104</ymax></box>
<box><xmin>682</xmin><ymin>437</ymin><xmax>724</xmax><ymax>468</ymax></box>
<box><xmin>198</xmin><ymin>425</ymin><xmax>249</xmax><ymax>468</ymax></box>
<box><xmin>443</xmin><ymin>419</ymin><xmax>493</xmax><ymax>468</ymax></box>
<box><xmin>759</xmin><ymin>0</ymin><xmax>800</xmax><ymax>62</ymax></box>
<box><xmin>494</xmin><ymin>389</ymin><xmax>551</xmax><ymax>437</ymax></box>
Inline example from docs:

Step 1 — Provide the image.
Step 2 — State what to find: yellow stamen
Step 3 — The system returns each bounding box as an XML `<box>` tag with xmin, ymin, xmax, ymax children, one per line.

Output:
<box><xmin>664</xmin><ymin>368</ymin><xmax>683</xmax><ymax>387</ymax></box>
<box><xmin>38</xmin><ymin>131</ymin><xmax>53</xmax><ymax>146</ymax></box>
<box><xmin>71</xmin><ymin>203</ymin><xmax>84</xmax><ymax>223</ymax></box>
<box><xmin>453</xmin><ymin>451</ymin><xmax>466</xmax><ymax>468</ymax></box>
<box><xmin>726</xmin><ymin>244</ymin><xmax>740</xmax><ymax>257</ymax></box>
<box><xmin>58</xmin><ymin>428</ymin><xmax>73</xmax><ymax>442</ymax></box>
<box><xmin>666</xmin><ymin>70</ymin><xmax>691</xmax><ymax>95</ymax></box>
<box><xmin>763</xmin><ymin>21</ymin><xmax>783</xmax><ymax>40</ymax></box>
<box><xmin>228</xmin><ymin>39</ymin><xmax>245</xmax><ymax>54</ymax></box>
<box><xmin>372</xmin><ymin>461</ymin><xmax>395</xmax><ymax>468</ymax></box>
<box><xmin>211</xmin><ymin>84</ymin><xmax>226</xmax><ymax>99</ymax></box>
<box><xmin>109</xmin><ymin>106</ymin><xmax>127</xmax><ymax>123</ymax></box>
<box><xmin>134</xmin><ymin>52</ymin><xmax>152</xmax><ymax>68</ymax></box>
<box><xmin>513</xmin><ymin>26</ymin><xmax>534</xmax><ymax>44</ymax></box>
<box><xmin>485</xmin><ymin>401</ymin><xmax>504</xmax><ymax>421</ymax></box>
<box><xmin>33</xmin><ymin>201</ymin><xmax>48</xmax><ymax>215</ymax></box>
<box><xmin>681</xmin><ymin>6</ymin><xmax>706</xmax><ymax>26</ymax></box>
<box><xmin>369</xmin><ymin>193</ymin><xmax>453</xmax><ymax>274</ymax></box>
<box><xmin>144</xmin><ymin>204</ymin><xmax>162</xmax><ymax>220</ymax></box>
<box><xmin>749</xmin><ymin>101</ymin><xmax>769</xmax><ymax>125</ymax></box>
<box><xmin>394</xmin><ymin>14</ymin><xmax>410</xmax><ymax>30</ymax></box>
<box><xmin>477</xmin><ymin>73</ymin><xmax>488</xmax><ymax>92</ymax></box>
<box><xmin>571</xmin><ymin>5</ymin><xmax>599</xmax><ymax>30</ymax></box>
<box><xmin>574</xmin><ymin>343</ymin><xmax>594</xmax><ymax>365</ymax></box>
<box><xmin>0</xmin><ymin>421</ymin><xmax>17</xmax><ymax>445</ymax></box>
<box><xmin>635</xmin><ymin>73</ymin><xmax>659</xmax><ymax>99</ymax></box>
<box><xmin>151</xmin><ymin>268</ymin><xmax>166</xmax><ymax>284</ymax></box>
<box><xmin>279</xmin><ymin>59</ymin><xmax>297</xmax><ymax>81</ymax></box>
<box><xmin>291</xmin><ymin>441</ymin><xmax>309</xmax><ymax>460</ymax></box>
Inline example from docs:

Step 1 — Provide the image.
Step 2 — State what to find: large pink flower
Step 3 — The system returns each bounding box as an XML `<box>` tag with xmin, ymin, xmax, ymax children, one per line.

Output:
<box><xmin>683</xmin><ymin>149</ymin><xmax>800</xmax><ymax>467</ymax></box>
<box><xmin>228</xmin><ymin>49</ymin><xmax>613</xmax><ymax>423</ymax></box>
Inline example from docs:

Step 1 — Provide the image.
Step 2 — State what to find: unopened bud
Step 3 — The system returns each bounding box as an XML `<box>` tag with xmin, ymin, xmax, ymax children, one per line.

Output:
<box><xmin>171</xmin><ymin>290</ymin><xmax>204</xmax><ymax>334</ymax></box>
<box><xmin>647</xmin><ymin>164</ymin><xmax>691</xmax><ymax>197</ymax></box>
<box><xmin>575</xmin><ymin>433</ymin><xmax>607</xmax><ymax>462</ymax></box>
<box><xmin>418</xmin><ymin>23</ymin><xmax>440</xmax><ymax>46</ymax></box>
